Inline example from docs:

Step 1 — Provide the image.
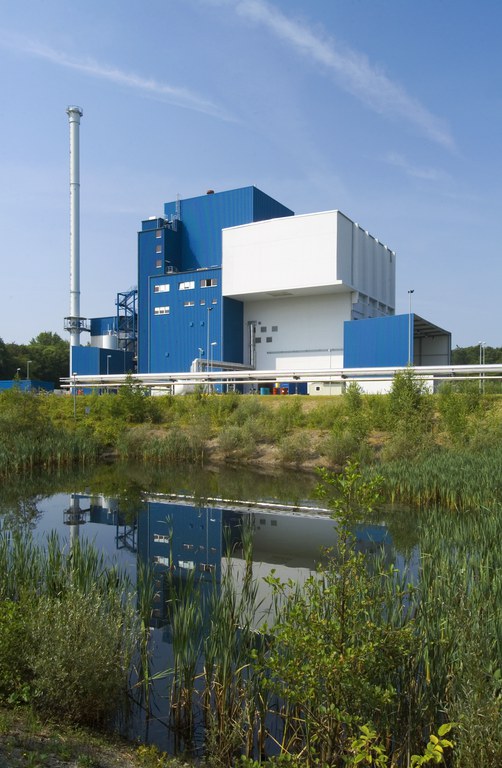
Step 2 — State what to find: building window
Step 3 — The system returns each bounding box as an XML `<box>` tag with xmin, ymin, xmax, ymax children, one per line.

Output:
<box><xmin>179</xmin><ymin>280</ymin><xmax>195</xmax><ymax>290</ymax></box>
<box><xmin>184</xmin><ymin>301</ymin><xmax>195</xmax><ymax>307</ymax></box>
<box><xmin>154</xmin><ymin>306</ymin><xmax>170</xmax><ymax>315</ymax></box>
<box><xmin>154</xmin><ymin>284</ymin><xmax>170</xmax><ymax>293</ymax></box>
<box><xmin>272</xmin><ymin>325</ymin><xmax>278</xmax><ymax>332</ymax></box>
<box><xmin>200</xmin><ymin>278</ymin><xmax>217</xmax><ymax>288</ymax></box>
<box><xmin>266</xmin><ymin>337</ymin><xmax>272</xmax><ymax>343</ymax></box>
<box><xmin>155</xmin><ymin>259</ymin><xmax>162</xmax><ymax>268</ymax></box>
<box><xmin>260</xmin><ymin>326</ymin><xmax>267</xmax><ymax>332</ymax></box>
<box><xmin>155</xmin><ymin>244</ymin><xmax>162</xmax><ymax>254</ymax></box>
<box><xmin>156</xmin><ymin>229</ymin><xmax>162</xmax><ymax>239</ymax></box>
<box><xmin>212</xmin><ymin>298</ymin><xmax>218</xmax><ymax>304</ymax></box>
<box><xmin>255</xmin><ymin>337</ymin><xmax>261</xmax><ymax>343</ymax></box>
<box><xmin>200</xmin><ymin>299</ymin><xmax>206</xmax><ymax>306</ymax></box>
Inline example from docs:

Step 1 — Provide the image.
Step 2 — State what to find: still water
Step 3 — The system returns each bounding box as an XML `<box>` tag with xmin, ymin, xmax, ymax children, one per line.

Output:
<box><xmin>0</xmin><ymin>462</ymin><xmax>420</xmax><ymax>753</ymax></box>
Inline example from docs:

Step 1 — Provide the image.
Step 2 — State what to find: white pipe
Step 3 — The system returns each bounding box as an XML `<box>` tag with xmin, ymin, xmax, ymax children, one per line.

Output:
<box><xmin>66</xmin><ymin>106</ymin><xmax>83</xmax><ymax>375</ymax></box>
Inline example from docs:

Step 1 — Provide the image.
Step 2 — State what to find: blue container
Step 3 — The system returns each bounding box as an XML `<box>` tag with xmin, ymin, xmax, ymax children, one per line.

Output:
<box><xmin>259</xmin><ymin>387</ymin><xmax>270</xmax><ymax>395</ymax></box>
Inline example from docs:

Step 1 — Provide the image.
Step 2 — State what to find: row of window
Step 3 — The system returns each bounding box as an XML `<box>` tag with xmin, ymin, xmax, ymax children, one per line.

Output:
<box><xmin>258</xmin><ymin>325</ymin><xmax>278</xmax><ymax>332</ymax></box>
<box><xmin>255</xmin><ymin>337</ymin><xmax>273</xmax><ymax>343</ymax></box>
<box><xmin>153</xmin><ymin>299</ymin><xmax>218</xmax><ymax>316</ymax></box>
<box><xmin>153</xmin><ymin>278</ymin><xmax>218</xmax><ymax>292</ymax></box>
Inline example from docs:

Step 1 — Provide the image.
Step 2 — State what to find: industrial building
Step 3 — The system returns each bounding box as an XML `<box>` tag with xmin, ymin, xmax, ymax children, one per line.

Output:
<box><xmin>61</xmin><ymin>106</ymin><xmax>450</xmax><ymax>392</ymax></box>
<box><xmin>72</xmin><ymin>184</ymin><xmax>451</xmax><ymax>388</ymax></box>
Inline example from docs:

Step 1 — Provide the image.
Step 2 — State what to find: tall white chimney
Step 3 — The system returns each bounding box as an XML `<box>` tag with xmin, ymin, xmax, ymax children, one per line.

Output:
<box><xmin>66</xmin><ymin>106</ymin><xmax>83</xmax><ymax>376</ymax></box>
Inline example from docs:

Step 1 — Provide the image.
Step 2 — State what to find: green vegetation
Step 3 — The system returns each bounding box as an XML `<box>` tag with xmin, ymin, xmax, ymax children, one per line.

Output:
<box><xmin>0</xmin><ymin>533</ymin><xmax>137</xmax><ymax>726</ymax></box>
<box><xmin>0</xmin><ymin>332</ymin><xmax>69</xmax><ymax>386</ymax></box>
<box><xmin>130</xmin><ymin>462</ymin><xmax>497</xmax><ymax>767</ymax></box>
<box><xmin>0</xmin><ymin>458</ymin><xmax>500</xmax><ymax>765</ymax></box>
<box><xmin>3</xmin><ymin>370</ymin><xmax>502</xmax><ymax>511</ymax></box>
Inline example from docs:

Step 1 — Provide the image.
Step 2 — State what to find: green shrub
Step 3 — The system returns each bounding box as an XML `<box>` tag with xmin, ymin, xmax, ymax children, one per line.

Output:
<box><xmin>278</xmin><ymin>432</ymin><xmax>312</xmax><ymax>465</ymax></box>
<box><xmin>320</xmin><ymin>430</ymin><xmax>371</xmax><ymax>467</ymax></box>
<box><xmin>0</xmin><ymin>599</ymin><xmax>31</xmax><ymax>702</ymax></box>
<box><xmin>29</xmin><ymin>587</ymin><xmax>137</xmax><ymax>725</ymax></box>
<box><xmin>218</xmin><ymin>424</ymin><xmax>257</xmax><ymax>459</ymax></box>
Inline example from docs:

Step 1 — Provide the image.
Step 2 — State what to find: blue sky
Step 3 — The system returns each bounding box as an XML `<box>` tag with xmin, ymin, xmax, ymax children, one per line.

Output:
<box><xmin>1</xmin><ymin>0</ymin><xmax>500</xmax><ymax>347</ymax></box>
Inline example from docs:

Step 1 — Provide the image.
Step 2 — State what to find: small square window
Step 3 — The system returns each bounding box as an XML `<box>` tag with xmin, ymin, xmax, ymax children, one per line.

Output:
<box><xmin>156</xmin><ymin>229</ymin><xmax>162</xmax><ymax>239</ymax></box>
<box><xmin>255</xmin><ymin>337</ymin><xmax>261</xmax><ymax>343</ymax></box>
<box><xmin>212</xmin><ymin>298</ymin><xmax>218</xmax><ymax>304</ymax></box>
<box><xmin>272</xmin><ymin>325</ymin><xmax>278</xmax><ymax>332</ymax></box>
<box><xmin>200</xmin><ymin>299</ymin><xmax>206</xmax><ymax>306</ymax></box>
<box><xmin>260</xmin><ymin>326</ymin><xmax>267</xmax><ymax>332</ymax></box>
<box><xmin>155</xmin><ymin>244</ymin><xmax>162</xmax><ymax>254</ymax></box>
<box><xmin>155</xmin><ymin>259</ymin><xmax>162</xmax><ymax>269</ymax></box>
<box><xmin>266</xmin><ymin>337</ymin><xmax>272</xmax><ymax>343</ymax></box>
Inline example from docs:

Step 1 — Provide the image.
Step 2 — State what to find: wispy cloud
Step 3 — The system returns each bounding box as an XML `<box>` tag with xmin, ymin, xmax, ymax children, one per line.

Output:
<box><xmin>385</xmin><ymin>152</ymin><xmax>449</xmax><ymax>181</ymax></box>
<box><xmin>227</xmin><ymin>0</ymin><xmax>454</xmax><ymax>150</ymax></box>
<box><xmin>0</xmin><ymin>34</ymin><xmax>234</xmax><ymax>122</ymax></box>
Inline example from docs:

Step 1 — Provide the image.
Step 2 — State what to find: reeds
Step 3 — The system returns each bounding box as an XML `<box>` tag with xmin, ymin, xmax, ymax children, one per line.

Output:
<box><xmin>373</xmin><ymin>446</ymin><xmax>502</xmax><ymax>510</ymax></box>
<box><xmin>0</xmin><ymin>531</ymin><xmax>138</xmax><ymax>725</ymax></box>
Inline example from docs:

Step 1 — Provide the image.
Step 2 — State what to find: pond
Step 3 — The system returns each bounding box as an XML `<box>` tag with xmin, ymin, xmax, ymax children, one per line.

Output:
<box><xmin>5</xmin><ymin>462</ymin><xmax>500</xmax><ymax>766</ymax></box>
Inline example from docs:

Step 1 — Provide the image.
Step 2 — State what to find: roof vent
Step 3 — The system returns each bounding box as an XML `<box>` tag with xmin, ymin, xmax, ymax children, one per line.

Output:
<box><xmin>206</xmin><ymin>189</ymin><xmax>215</xmax><ymax>195</ymax></box>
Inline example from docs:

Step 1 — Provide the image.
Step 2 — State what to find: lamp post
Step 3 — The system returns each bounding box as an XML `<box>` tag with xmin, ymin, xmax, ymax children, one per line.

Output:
<box><xmin>206</xmin><ymin>307</ymin><xmax>213</xmax><ymax>374</ymax></box>
<box><xmin>72</xmin><ymin>372</ymin><xmax>77</xmax><ymax>419</ymax></box>
<box><xmin>479</xmin><ymin>341</ymin><xmax>485</xmax><ymax>393</ymax></box>
<box><xmin>408</xmin><ymin>289</ymin><xmax>414</xmax><ymax>365</ymax></box>
<box><xmin>210</xmin><ymin>341</ymin><xmax>217</xmax><ymax>392</ymax></box>
<box><xmin>26</xmin><ymin>360</ymin><xmax>32</xmax><ymax>380</ymax></box>
<box><xmin>106</xmin><ymin>354</ymin><xmax>111</xmax><ymax>376</ymax></box>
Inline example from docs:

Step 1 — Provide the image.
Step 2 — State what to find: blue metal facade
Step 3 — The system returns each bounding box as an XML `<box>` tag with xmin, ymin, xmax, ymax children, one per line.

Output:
<box><xmin>344</xmin><ymin>314</ymin><xmax>412</xmax><ymax>368</ymax></box>
<box><xmin>72</xmin><ymin>346</ymin><xmax>135</xmax><ymax>376</ymax></box>
<box><xmin>138</xmin><ymin>187</ymin><xmax>294</xmax><ymax>373</ymax></box>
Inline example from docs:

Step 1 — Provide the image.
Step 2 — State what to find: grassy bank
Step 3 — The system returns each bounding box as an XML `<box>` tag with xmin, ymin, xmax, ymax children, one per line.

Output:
<box><xmin>2</xmin><ymin>373</ymin><xmax>502</xmax><ymax>509</ymax></box>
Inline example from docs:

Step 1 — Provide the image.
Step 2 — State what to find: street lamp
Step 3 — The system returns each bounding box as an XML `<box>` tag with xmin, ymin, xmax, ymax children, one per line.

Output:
<box><xmin>479</xmin><ymin>341</ymin><xmax>485</xmax><ymax>393</ymax></box>
<box><xmin>26</xmin><ymin>360</ymin><xmax>32</xmax><ymax>380</ymax></box>
<box><xmin>106</xmin><ymin>354</ymin><xmax>112</xmax><ymax>375</ymax></box>
<box><xmin>206</xmin><ymin>307</ymin><xmax>213</xmax><ymax>374</ymax></box>
<box><xmin>72</xmin><ymin>372</ymin><xmax>77</xmax><ymax>419</ymax></box>
<box><xmin>408</xmin><ymin>289</ymin><xmax>414</xmax><ymax>365</ymax></box>
<box><xmin>209</xmin><ymin>341</ymin><xmax>218</xmax><ymax>389</ymax></box>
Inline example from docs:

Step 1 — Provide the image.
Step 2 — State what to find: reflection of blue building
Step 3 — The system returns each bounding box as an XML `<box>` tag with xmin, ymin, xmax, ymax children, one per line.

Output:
<box><xmin>137</xmin><ymin>501</ymin><xmax>231</xmax><ymax>580</ymax></box>
<box><xmin>74</xmin><ymin>492</ymin><xmax>397</xmax><ymax>627</ymax></box>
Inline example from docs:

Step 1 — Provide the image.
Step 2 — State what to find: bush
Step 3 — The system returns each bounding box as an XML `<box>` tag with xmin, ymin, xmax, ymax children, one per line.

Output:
<box><xmin>29</xmin><ymin>588</ymin><xmax>137</xmax><ymax>725</ymax></box>
<box><xmin>278</xmin><ymin>432</ymin><xmax>312</xmax><ymax>465</ymax></box>
<box><xmin>321</xmin><ymin>431</ymin><xmax>371</xmax><ymax>467</ymax></box>
<box><xmin>218</xmin><ymin>424</ymin><xmax>257</xmax><ymax>459</ymax></box>
<box><xmin>0</xmin><ymin>599</ymin><xmax>30</xmax><ymax>702</ymax></box>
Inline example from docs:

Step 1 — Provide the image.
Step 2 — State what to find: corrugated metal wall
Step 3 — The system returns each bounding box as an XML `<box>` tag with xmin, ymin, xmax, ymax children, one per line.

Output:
<box><xmin>139</xmin><ymin>186</ymin><xmax>293</xmax><ymax>373</ymax></box>
<box><xmin>344</xmin><ymin>314</ymin><xmax>410</xmax><ymax>368</ymax></box>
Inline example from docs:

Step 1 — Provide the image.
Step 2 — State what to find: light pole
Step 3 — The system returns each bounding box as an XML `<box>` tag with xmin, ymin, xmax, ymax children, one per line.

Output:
<box><xmin>408</xmin><ymin>289</ymin><xmax>414</xmax><ymax>365</ymax></box>
<box><xmin>26</xmin><ymin>360</ymin><xmax>32</xmax><ymax>380</ymax></box>
<box><xmin>106</xmin><ymin>354</ymin><xmax>111</xmax><ymax>375</ymax></box>
<box><xmin>206</xmin><ymin>307</ymin><xmax>213</xmax><ymax>374</ymax></box>
<box><xmin>479</xmin><ymin>341</ymin><xmax>485</xmax><ymax>393</ymax></box>
<box><xmin>210</xmin><ymin>341</ymin><xmax>217</xmax><ymax>391</ymax></box>
<box><xmin>72</xmin><ymin>372</ymin><xmax>77</xmax><ymax>419</ymax></box>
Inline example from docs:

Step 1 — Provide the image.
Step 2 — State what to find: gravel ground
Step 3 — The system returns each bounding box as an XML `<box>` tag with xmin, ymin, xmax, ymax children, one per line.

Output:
<box><xmin>0</xmin><ymin>706</ymin><xmax>175</xmax><ymax>768</ymax></box>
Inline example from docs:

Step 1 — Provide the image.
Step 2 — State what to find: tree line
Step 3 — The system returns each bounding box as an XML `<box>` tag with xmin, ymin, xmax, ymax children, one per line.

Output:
<box><xmin>0</xmin><ymin>332</ymin><xmax>69</xmax><ymax>387</ymax></box>
<box><xmin>451</xmin><ymin>344</ymin><xmax>502</xmax><ymax>364</ymax></box>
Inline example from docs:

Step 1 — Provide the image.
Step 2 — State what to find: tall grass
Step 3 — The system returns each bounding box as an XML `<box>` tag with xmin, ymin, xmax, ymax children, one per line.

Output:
<box><xmin>373</xmin><ymin>445</ymin><xmax>502</xmax><ymax>510</ymax></box>
<box><xmin>0</xmin><ymin>531</ymin><xmax>138</xmax><ymax>725</ymax></box>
